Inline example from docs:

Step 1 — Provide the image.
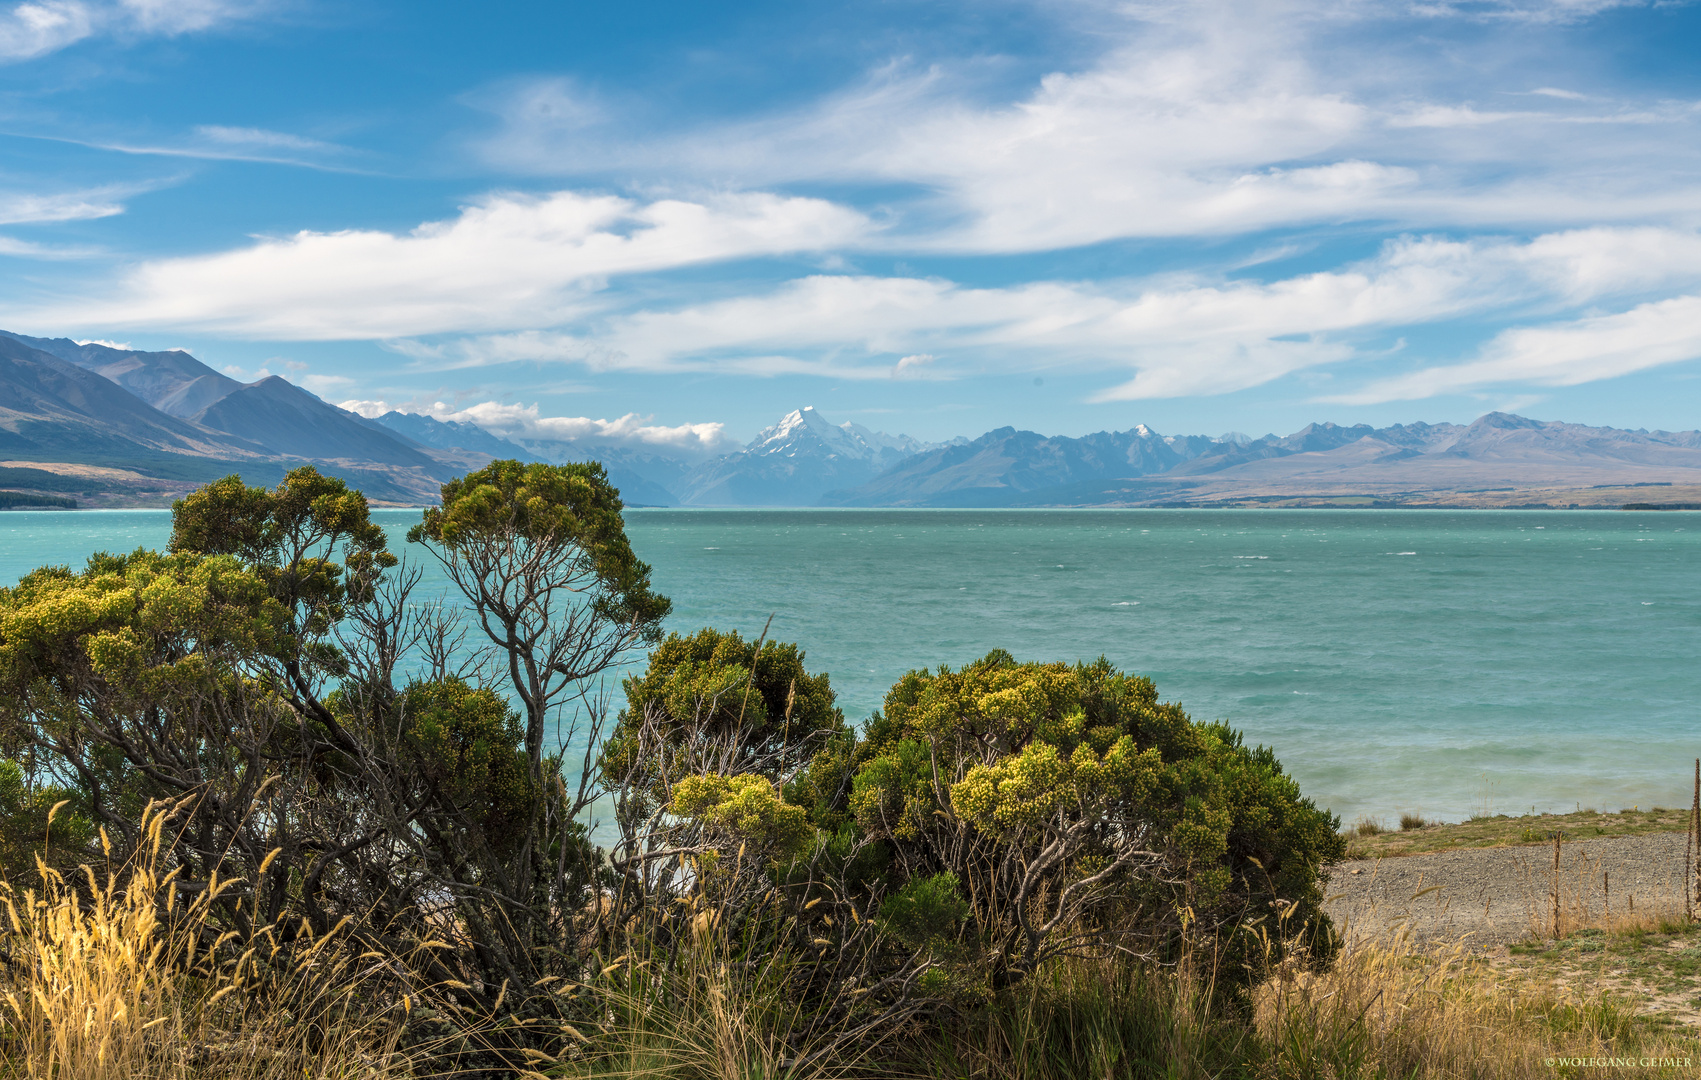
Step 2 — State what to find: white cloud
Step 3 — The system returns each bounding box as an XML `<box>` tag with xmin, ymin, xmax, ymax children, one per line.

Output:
<box><xmin>1387</xmin><ymin>105</ymin><xmax>1530</xmax><ymax>128</ymax></box>
<box><xmin>1407</xmin><ymin>0</ymin><xmax>1650</xmax><ymax>23</ymax></box>
<box><xmin>343</xmin><ymin>398</ymin><xmax>736</xmax><ymax>456</ymax></box>
<box><xmin>482</xmin><ymin>34</ymin><xmax>1407</xmax><ymax>252</ymax></box>
<box><xmin>0</xmin><ymin>234</ymin><xmax>101</xmax><ymax>258</ymax></box>
<box><xmin>0</xmin><ymin>1</ymin><xmax>91</xmax><ymax>60</ymax></box>
<box><xmin>68</xmin><ymin>125</ymin><xmax>360</xmax><ymax>170</ymax></box>
<box><xmin>403</xmin><ymin>226</ymin><xmax>1701</xmax><ymax>400</ymax></box>
<box><xmin>117</xmin><ymin>0</ymin><xmax>260</xmax><ymax>35</ymax></box>
<box><xmin>38</xmin><ymin>190</ymin><xmax>869</xmax><ymax>338</ymax></box>
<box><xmin>892</xmin><ymin>353</ymin><xmax>935</xmax><ymax>378</ymax></box>
<box><xmin>15</xmin><ymin>0</ymin><xmax>1698</xmax><ymax>417</ymax></box>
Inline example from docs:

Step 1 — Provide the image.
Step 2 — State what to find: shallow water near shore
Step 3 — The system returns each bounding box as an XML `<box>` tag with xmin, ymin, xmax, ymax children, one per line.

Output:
<box><xmin>3</xmin><ymin>506</ymin><xmax>1697</xmax><ymax>826</ymax></box>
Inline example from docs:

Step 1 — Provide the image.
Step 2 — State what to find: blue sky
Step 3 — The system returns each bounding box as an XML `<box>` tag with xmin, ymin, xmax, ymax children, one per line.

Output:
<box><xmin>3</xmin><ymin>0</ymin><xmax>1701</xmax><ymax>455</ymax></box>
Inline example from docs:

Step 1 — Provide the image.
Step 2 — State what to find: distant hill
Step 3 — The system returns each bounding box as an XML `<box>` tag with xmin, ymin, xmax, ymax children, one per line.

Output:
<box><xmin>0</xmin><ymin>334</ymin><xmax>266</xmax><ymax>465</ymax></box>
<box><xmin>821</xmin><ymin>424</ymin><xmax>1203</xmax><ymax>507</ymax></box>
<box><xmin>190</xmin><ymin>377</ymin><xmax>443</xmax><ymax>468</ymax></box>
<box><xmin>374</xmin><ymin>411</ymin><xmax>541</xmax><ymax>461</ymax></box>
<box><xmin>829</xmin><ymin>412</ymin><xmax>1701</xmax><ymax>509</ymax></box>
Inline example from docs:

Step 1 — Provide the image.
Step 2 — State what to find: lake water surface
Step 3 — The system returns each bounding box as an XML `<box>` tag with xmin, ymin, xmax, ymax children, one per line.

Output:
<box><xmin>3</xmin><ymin>507</ymin><xmax>1696</xmax><ymax>826</ymax></box>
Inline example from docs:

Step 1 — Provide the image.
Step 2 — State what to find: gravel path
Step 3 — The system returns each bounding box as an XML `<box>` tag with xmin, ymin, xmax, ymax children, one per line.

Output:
<box><xmin>1323</xmin><ymin>831</ymin><xmax>1695</xmax><ymax>947</ymax></box>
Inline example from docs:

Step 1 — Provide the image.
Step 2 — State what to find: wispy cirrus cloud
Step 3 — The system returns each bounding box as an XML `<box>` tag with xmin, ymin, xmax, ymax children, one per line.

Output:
<box><xmin>0</xmin><ymin>185</ymin><xmax>126</xmax><ymax>224</ymax></box>
<box><xmin>1406</xmin><ymin>0</ymin><xmax>1654</xmax><ymax>24</ymax></box>
<box><xmin>469</xmin><ymin>2</ymin><xmax>1701</xmax><ymax>256</ymax></box>
<box><xmin>0</xmin><ymin>234</ymin><xmax>102</xmax><ymax>258</ymax></box>
<box><xmin>0</xmin><ymin>0</ymin><xmax>263</xmax><ymax>62</ymax></box>
<box><xmin>192</xmin><ymin>125</ymin><xmax>343</xmax><ymax>154</ymax></box>
<box><xmin>21</xmin><ymin>123</ymin><xmax>363</xmax><ymax>170</ymax></box>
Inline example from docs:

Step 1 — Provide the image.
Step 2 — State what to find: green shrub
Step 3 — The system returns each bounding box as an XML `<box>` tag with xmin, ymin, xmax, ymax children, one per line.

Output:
<box><xmin>601</xmin><ymin>626</ymin><xmax>848</xmax><ymax>817</ymax></box>
<box><xmin>394</xmin><ymin>677</ymin><xmax>534</xmax><ymax>856</ymax></box>
<box><xmin>878</xmin><ymin>871</ymin><xmax>970</xmax><ymax>949</ymax></box>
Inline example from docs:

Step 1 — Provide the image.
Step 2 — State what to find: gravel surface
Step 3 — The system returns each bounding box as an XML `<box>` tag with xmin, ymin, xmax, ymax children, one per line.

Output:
<box><xmin>1323</xmin><ymin>831</ymin><xmax>1695</xmax><ymax>948</ymax></box>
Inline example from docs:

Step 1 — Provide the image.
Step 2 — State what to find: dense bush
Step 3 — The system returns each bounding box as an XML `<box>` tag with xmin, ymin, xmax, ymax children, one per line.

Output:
<box><xmin>852</xmin><ymin>650</ymin><xmax>1341</xmax><ymax>978</ymax></box>
<box><xmin>636</xmin><ymin>644</ymin><xmax>1344</xmax><ymax>997</ymax></box>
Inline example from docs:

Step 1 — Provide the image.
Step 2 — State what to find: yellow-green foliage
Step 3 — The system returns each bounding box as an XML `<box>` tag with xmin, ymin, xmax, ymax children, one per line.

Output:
<box><xmin>0</xmin><ymin>548</ymin><xmax>282</xmax><ymax>692</ymax></box>
<box><xmin>170</xmin><ymin>468</ymin><xmax>396</xmax><ymax>636</ymax></box>
<box><xmin>951</xmin><ymin>734</ymin><xmax>1162</xmax><ymax>834</ymax></box>
<box><xmin>669</xmin><ymin>774</ymin><xmax>813</xmax><ymax>861</ymax></box>
<box><xmin>846</xmin><ymin>650</ymin><xmax>1344</xmax><ymax>974</ymax></box>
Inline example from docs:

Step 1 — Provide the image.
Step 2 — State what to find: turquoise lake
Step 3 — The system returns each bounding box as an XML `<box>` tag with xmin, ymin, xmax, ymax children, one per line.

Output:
<box><xmin>2</xmin><ymin>507</ymin><xmax>1697</xmax><ymax>827</ymax></box>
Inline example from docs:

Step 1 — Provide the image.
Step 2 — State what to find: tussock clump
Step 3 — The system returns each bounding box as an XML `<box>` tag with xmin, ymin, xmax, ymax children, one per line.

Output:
<box><xmin>1354</xmin><ymin>815</ymin><xmax>1387</xmax><ymax>837</ymax></box>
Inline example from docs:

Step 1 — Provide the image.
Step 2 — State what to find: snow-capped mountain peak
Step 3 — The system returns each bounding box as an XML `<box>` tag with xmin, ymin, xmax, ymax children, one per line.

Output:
<box><xmin>747</xmin><ymin>406</ymin><xmax>931</xmax><ymax>463</ymax></box>
<box><xmin>675</xmin><ymin>407</ymin><xmax>941</xmax><ymax>505</ymax></box>
<box><xmin>750</xmin><ymin>406</ymin><xmax>860</xmax><ymax>457</ymax></box>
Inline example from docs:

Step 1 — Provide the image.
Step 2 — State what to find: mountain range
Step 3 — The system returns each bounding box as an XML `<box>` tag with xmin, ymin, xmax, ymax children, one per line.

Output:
<box><xmin>2</xmin><ymin>328</ymin><xmax>1700</xmax><ymax>510</ymax></box>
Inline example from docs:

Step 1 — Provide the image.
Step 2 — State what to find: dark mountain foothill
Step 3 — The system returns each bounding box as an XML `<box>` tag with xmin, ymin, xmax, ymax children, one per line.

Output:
<box><xmin>0</xmin><ymin>332</ymin><xmax>468</xmax><ymax>505</ymax></box>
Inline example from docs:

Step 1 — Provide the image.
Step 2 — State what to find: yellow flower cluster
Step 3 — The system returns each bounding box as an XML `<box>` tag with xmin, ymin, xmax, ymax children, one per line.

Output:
<box><xmin>951</xmin><ymin>735</ymin><xmax>1161</xmax><ymax>834</ymax></box>
<box><xmin>669</xmin><ymin>773</ymin><xmax>813</xmax><ymax>861</ymax></box>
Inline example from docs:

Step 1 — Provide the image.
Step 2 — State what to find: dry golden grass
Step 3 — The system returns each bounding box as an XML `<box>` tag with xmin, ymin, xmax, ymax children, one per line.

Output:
<box><xmin>5</xmin><ymin>802</ymin><xmax>1699</xmax><ymax>1080</ymax></box>
<box><xmin>0</xmin><ymin>806</ymin><xmax>440</xmax><ymax>1080</ymax></box>
<box><xmin>1257</xmin><ymin>926</ymin><xmax>1697</xmax><ymax>1079</ymax></box>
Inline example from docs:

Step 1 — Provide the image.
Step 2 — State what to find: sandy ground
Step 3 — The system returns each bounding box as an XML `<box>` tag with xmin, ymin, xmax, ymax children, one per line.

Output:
<box><xmin>1323</xmin><ymin>831</ymin><xmax>1694</xmax><ymax>947</ymax></box>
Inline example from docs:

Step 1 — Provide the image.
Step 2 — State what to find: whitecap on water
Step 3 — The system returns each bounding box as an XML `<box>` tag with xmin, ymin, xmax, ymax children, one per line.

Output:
<box><xmin>1232</xmin><ymin>555</ymin><xmax>1269</xmax><ymax>560</ymax></box>
<box><xmin>1111</xmin><ymin>601</ymin><xmax>1140</xmax><ymax>606</ymax></box>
